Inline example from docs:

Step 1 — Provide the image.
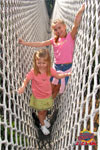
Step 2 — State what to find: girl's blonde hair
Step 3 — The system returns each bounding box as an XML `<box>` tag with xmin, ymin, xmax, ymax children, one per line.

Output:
<box><xmin>33</xmin><ymin>49</ymin><xmax>51</xmax><ymax>76</ymax></box>
<box><xmin>51</xmin><ymin>19</ymin><xmax>66</xmax><ymax>43</ymax></box>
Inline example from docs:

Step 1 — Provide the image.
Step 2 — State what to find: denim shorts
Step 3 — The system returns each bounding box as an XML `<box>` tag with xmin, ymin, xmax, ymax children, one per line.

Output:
<box><xmin>50</xmin><ymin>63</ymin><xmax>72</xmax><ymax>85</ymax></box>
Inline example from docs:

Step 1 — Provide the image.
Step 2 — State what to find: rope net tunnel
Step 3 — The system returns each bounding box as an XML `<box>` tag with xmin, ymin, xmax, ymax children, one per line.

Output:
<box><xmin>0</xmin><ymin>0</ymin><xmax>100</xmax><ymax>150</ymax></box>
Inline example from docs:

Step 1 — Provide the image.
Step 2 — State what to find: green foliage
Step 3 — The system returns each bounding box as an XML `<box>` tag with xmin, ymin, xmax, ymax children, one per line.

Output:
<box><xmin>45</xmin><ymin>0</ymin><xmax>55</xmax><ymax>18</ymax></box>
<box><xmin>0</xmin><ymin>114</ymin><xmax>28</xmax><ymax>147</ymax></box>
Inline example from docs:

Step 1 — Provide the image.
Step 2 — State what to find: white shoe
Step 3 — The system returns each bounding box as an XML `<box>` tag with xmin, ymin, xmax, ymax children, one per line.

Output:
<box><xmin>44</xmin><ymin>119</ymin><xmax>51</xmax><ymax>128</ymax></box>
<box><xmin>41</xmin><ymin>125</ymin><xmax>50</xmax><ymax>135</ymax></box>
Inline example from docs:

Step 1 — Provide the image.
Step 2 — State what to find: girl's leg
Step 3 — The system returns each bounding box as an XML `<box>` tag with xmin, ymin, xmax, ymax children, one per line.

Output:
<box><xmin>38</xmin><ymin>110</ymin><xmax>47</xmax><ymax>125</ymax></box>
<box><xmin>51</xmin><ymin>63</ymin><xmax>72</xmax><ymax>99</ymax></box>
<box><xmin>51</xmin><ymin>83</ymin><xmax>60</xmax><ymax>99</ymax></box>
<box><xmin>38</xmin><ymin>110</ymin><xmax>50</xmax><ymax>135</ymax></box>
<box><xmin>38</xmin><ymin>110</ymin><xmax>50</xmax><ymax>128</ymax></box>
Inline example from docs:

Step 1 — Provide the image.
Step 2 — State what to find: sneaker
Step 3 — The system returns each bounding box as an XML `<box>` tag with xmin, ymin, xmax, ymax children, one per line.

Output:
<box><xmin>44</xmin><ymin>119</ymin><xmax>51</xmax><ymax>128</ymax></box>
<box><xmin>41</xmin><ymin>125</ymin><xmax>50</xmax><ymax>135</ymax></box>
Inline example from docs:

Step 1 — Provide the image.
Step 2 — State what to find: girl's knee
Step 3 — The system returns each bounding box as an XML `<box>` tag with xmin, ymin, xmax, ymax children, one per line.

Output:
<box><xmin>54</xmin><ymin>84</ymin><xmax>60</xmax><ymax>91</ymax></box>
<box><xmin>38</xmin><ymin>110</ymin><xmax>46</xmax><ymax>115</ymax></box>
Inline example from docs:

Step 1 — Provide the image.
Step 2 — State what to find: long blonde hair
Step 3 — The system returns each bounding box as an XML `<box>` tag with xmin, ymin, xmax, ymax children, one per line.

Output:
<box><xmin>51</xmin><ymin>19</ymin><xmax>66</xmax><ymax>43</ymax></box>
<box><xmin>33</xmin><ymin>49</ymin><xmax>51</xmax><ymax>76</ymax></box>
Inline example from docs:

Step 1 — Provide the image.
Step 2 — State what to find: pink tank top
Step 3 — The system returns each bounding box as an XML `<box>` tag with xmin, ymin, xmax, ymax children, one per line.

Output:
<box><xmin>50</xmin><ymin>32</ymin><xmax>75</xmax><ymax>64</ymax></box>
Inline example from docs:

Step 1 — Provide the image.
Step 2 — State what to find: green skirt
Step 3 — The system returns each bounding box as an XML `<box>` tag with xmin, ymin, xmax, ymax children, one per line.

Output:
<box><xmin>30</xmin><ymin>95</ymin><xmax>54</xmax><ymax>111</ymax></box>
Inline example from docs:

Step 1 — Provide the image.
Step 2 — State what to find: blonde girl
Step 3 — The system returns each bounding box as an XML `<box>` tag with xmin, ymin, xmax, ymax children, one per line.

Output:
<box><xmin>18</xmin><ymin>49</ymin><xmax>71</xmax><ymax>135</ymax></box>
<box><xmin>19</xmin><ymin>4</ymin><xmax>85</xmax><ymax>98</ymax></box>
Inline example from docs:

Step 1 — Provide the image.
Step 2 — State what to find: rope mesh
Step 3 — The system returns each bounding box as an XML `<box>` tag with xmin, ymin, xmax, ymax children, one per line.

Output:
<box><xmin>0</xmin><ymin>0</ymin><xmax>100</xmax><ymax>150</ymax></box>
<box><xmin>0</xmin><ymin>0</ymin><xmax>50</xmax><ymax>149</ymax></box>
<box><xmin>51</xmin><ymin>0</ymin><xmax>100</xmax><ymax>150</ymax></box>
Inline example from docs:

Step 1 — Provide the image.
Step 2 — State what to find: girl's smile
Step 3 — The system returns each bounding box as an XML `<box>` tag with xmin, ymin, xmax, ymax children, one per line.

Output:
<box><xmin>53</xmin><ymin>23</ymin><xmax>66</xmax><ymax>38</ymax></box>
<box><xmin>36</xmin><ymin>58</ymin><xmax>48</xmax><ymax>73</ymax></box>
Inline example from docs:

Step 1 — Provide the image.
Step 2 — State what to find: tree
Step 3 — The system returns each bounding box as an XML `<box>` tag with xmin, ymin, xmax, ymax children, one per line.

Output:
<box><xmin>45</xmin><ymin>0</ymin><xmax>55</xmax><ymax>18</ymax></box>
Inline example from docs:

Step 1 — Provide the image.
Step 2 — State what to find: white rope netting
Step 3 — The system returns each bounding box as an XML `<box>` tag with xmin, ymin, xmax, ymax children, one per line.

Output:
<box><xmin>0</xmin><ymin>0</ymin><xmax>100</xmax><ymax>150</ymax></box>
<box><xmin>0</xmin><ymin>0</ymin><xmax>50</xmax><ymax>149</ymax></box>
<box><xmin>51</xmin><ymin>0</ymin><xmax>100</xmax><ymax>150</ymax></box>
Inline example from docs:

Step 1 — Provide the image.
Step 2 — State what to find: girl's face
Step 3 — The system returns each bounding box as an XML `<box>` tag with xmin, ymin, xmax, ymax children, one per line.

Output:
<box><xmin>53</xmin><ymin>23</ymin><xmax>66</xmax><ymax>37</ymax></box>
<box><xmin>36</xmin><ymin>58</ymin><xmax>48</xmax><ymax>71</ymax></box>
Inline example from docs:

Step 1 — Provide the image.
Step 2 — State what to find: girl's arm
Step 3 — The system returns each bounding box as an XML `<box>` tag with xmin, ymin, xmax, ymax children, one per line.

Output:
<box><xmin>19</xmin><ymin>39</ymin><xmax>52</xmax><ymax>47</ymax></box>
<box><xmin>18</xmin><ymin>78</ymin><xmax>30</xmax><ymax>94</ymax></box>
<box><xmin>71</xmin><ymin>4</ymin><xmax>85</xmax><ymax>39</ymax></box>
<box><xmin>54</xmin><ymin>72</ymin><xmax>71</xmax><ymax>79</ymax></box>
